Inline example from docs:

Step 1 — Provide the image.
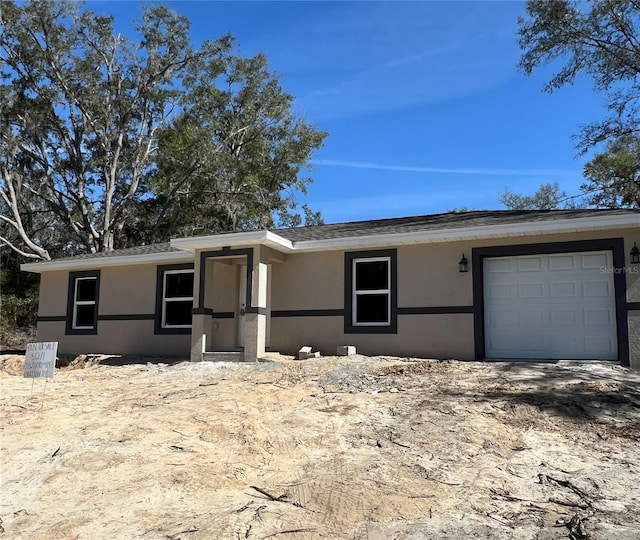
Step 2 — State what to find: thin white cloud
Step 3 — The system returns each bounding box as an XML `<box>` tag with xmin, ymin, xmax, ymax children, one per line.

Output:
<box><xmin>311</xmin><ymin>159</ymin><xmax>579</xmax><ymax>177</ymax></box>
<box><xmin>381</xmin><ymin>43</ymin><xmax>464</xmax><ymax>70</ymax></box>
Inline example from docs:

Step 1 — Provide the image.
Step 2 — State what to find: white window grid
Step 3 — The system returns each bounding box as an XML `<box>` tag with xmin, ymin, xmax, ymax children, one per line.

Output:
<box><xmin>162</xmin><ymin>269</ymin><xmax>194</xmax><ymax>329</ymax></box>
<box><xmin>352</xmin><ymin>256</ymin><xmax>391</xmax><ymax>326</ymax></box>
<box><xmin>72</xmin><ymin>276</ymin><xmax>97</xmax><ymax>330</ymax></box>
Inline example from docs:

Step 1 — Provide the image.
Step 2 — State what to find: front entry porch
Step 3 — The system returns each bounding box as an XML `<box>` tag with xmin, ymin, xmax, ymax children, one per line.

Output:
<box><xmin>189</xmin><ymin>245</ymin><xmax>284</xmax><ymax>362</ymax></box>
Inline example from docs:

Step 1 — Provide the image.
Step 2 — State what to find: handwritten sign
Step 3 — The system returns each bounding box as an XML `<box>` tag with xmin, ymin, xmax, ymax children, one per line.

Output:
<box><xmin>24</xmin><ymin>342</ymin><xmax>58</xmax><ymax>379</ymax></box>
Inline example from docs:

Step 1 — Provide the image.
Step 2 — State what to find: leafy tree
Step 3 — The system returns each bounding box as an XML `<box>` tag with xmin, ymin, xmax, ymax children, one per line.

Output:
<box><xmin>136</xmin><ymin>53</ymin><xmax>326</xmax><ymax>244</ymax></box>
<box><xmin>582</xmin><ymin>135</ymin><xmax>640</xmax><ymax>207</ymax></box>
<box><xmin>1</xmin><ymin>0</ymin><xmax>325</xmax><ymax>259</ymax></box>
<box><xmin>519</xmin><ymin>0</ymin><xmax>640</xmax><ymax>152</ymax></box>
<box><xmin>1</xmin><ymin>0</ymin><xmax>221</xmax><ymax>258</ymax></box>
<box><xmin>500</xmin><ymin>182</ymin><xmax>582</xmax><ymax>210</ymax></box>
<box><xmin>0</xmin><ymin>248</ymin><xmax>39</xmax><ymax>347</ymax></box>
<box><xmin>518</xmin><ymin>1</ymin><xmax>640</xmax><ymax>208</ymax></box>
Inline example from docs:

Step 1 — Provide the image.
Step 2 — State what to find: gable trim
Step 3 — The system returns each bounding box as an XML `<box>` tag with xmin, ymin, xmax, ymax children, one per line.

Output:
<box><xmin>23</xmin><ymin>250</ymin><xmax>192</xmax><ymax>273</ymax></box>
<box><xmin>173</xmin><ymin>231</ymin><xmax>293</xmax><ymax>252</ymax></box>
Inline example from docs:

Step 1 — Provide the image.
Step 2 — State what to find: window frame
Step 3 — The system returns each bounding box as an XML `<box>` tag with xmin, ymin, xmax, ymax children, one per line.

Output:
<box><xmin>352</xmin><ymin>256</ymin><xmax>391</xmax><ymax>327</ymax></box>
<box><xmin>66</xmin><ymin>270</ymin><xmax>100</xmax><ymax>335</ymax></box>
<box><xmin>155</xmin><ymin>263</ymin><xmax>195</xmax><ymax>335</ymax></box>
<box><xmin>344</xmin><ymin>249</ymin><xmax>397</xmax><ymax>334</ymax></box>
<box><xmin>162</xmin><ymin>269</ymin><xmax>195</xmax><ymax>329</ymax></box>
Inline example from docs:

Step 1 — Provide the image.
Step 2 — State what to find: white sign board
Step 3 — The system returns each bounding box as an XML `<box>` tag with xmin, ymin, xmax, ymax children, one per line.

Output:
<box><xmin>24</xmin><ymin>342</ymin><xmax>58</xmax><ymax>379</ymax></box>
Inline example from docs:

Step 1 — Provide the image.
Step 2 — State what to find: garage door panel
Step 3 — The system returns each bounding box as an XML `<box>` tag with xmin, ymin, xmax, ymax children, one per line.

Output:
<box><xmin>550</xmin><ymin>310</ymin><xmax>578</xmax><ymax>325</ymax></box>
<box><xmin>585</xmin><ymin>336</ymin><xmax>616</xmax><ymax>356</ymax></box>
<box><xmin>518</xmin><ymin>283</ymin><xmax>545</xmax><ymax>298</ymax></box>
<box><xmin>487</xmin><ymin>284</ymin><xmax>513</xmax><ymax>300</ymax></box>
<box><xmin>581</xmin><ymin>252</ymin><xmax>610</xmax><ymax>269</ymax></box>
<box><xmin>548</xmin><ymin>254</ymin><xmax>576</xmax><ymax>271</ymax></box>
<box><xmin>487</xmin><ymin>335</ymin><xmax>512</xmax><ymax>352</ymax></box>
<box><xmin>520</xmin><ymin>336</ymin><xmax>548</xmax><ymax>354</ymax></box>
<box><xmin>584</xmin><ymin>309</ymin><xmax>613</xmax><ymax>325</ymax></box>
<box><xmin>491</xmin><ymin>335</ymin><xmax>545</xmax><ymax>355</ymax></box>
<box><xmin>519</xmin><ymin>309</ymin><xmax>544</xmax><ymax>325</ymax></box>
<box><xmin>484</xmin><ymin>251</ymin><xmax>617</xmax><ymax>360</ymax></box>
<box><xmin>486</xmin><ymin>258</ymin><xmax>512</xmax><ymax>273</ymax></box>
<box><xmin>487</xmin><ymin>309</ymin><xmax>515</xmax><ymax>326</ymax></box>
<box><xmin>583</xmin><ymin>280</ymin><xmax>610</xmax><ymax>297</ymax></box>
<box><xmin>550</xmin><ymin>282</ymin><xmax>576</xmax><ymax>297</ymax></box>
<box><xmin>518</xmin><ymin>256</ymin><xmax>544</xmax><ymax>272</ymax></box>
<box><xmin>550</xmin><ymin>336</ymin><xmax>577</xmax><ymax>355</ymax></box>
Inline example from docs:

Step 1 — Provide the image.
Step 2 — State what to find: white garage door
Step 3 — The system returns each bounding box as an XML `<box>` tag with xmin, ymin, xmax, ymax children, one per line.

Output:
<box><xmin>484</xmin><ymin>251</ymin><xmax>617</xmax><ymax>360</ymax></box>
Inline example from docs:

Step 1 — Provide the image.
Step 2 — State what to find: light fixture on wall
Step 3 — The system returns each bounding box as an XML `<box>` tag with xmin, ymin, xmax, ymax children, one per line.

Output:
<box><xmin>631</xmin><ymin>243</ymin><xmax>640</xmax><ymax>264</ymax></box>
<box><xmin>458</xmin><ymin>254</ymin><xmax>469</xmax><ymax>273</ymax></box>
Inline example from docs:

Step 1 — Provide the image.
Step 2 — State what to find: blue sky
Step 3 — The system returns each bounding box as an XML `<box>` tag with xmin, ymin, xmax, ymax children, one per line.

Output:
<box><xmin>99</xmin><ymin>0</ymin><xmax>604</xmax><ymax>223</ymax></box>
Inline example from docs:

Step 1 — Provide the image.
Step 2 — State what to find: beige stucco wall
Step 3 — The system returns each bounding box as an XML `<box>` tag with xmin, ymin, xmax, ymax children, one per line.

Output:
<box><xmin>38</xmin><ymin>265</ymin><xmax>161</xmax><ymax>316</ymax></box>
<box><xmin>36</xmin><ymin>264</ymin><xmax>191</xmax><ymax>357</ymax></box>
<box><xmin>269</xmin><ymin>229</ymin><xmax>639</xmax><ymax>316</ymax></box>
<box><xmin>269</xmin><ymin>228</ymin><xmax>640</xmax><ymax>363</ymax></box>
<box><xmin>270</xmin><ymin>314</ymin><xmax>474</xmax><ymax>359</ymax></box>
<box><xmin>33</xmin><ymin>226</ymin><xmax>639</xmax><ymax>364</ymax></box>
<box><xmin>36</xmin><ymin>270</ymin><xmax>69</xmax><ymax>317</ymax></box>
<box><xmin>36</xmin><ymin>320</ymin><xmax>190</xmax><ymax>356</ymax></box>
<box><xmin>271</xmin><ymin>251</ymin><xmax>343</xmax><ymax>311</ymax></box>
<box><xmin>268</xmin><ymin>244</ymin><xmax>475</xmax><ymax>359</ymax></box>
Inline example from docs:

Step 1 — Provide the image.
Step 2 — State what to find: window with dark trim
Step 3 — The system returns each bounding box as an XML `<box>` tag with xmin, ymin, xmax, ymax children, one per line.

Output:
<box><xmin>66</xmin><ymin>270</ymin><xmax>100</xmax><ymax>335</ymax></box>
<box><xmin>344</xmin><ymin>249</ymin><xmax>397</xmax><ymax>333</ymax></box>
<box><xmin>353</xmin><ymin>257</ymin><xmax>390</xmax><ymax>324</ymax></box>
<box><xmin>155</xmin><ymin>263</ymin><xmax>194</xmax><ymax>334</ymax></box>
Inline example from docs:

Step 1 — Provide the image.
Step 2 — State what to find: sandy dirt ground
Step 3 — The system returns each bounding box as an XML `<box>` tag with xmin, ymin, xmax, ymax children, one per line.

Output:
<box><xmin>1</xmin><ymin>353</ymin><xmax>640</xmax><ymax>540</ymax></box>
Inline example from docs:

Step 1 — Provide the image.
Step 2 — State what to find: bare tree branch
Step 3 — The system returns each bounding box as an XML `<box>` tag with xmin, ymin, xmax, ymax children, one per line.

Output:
<box><xmin>0</xmin><ymin>235</ymin><xmax>46</xmax><ymax>259</ymax></box>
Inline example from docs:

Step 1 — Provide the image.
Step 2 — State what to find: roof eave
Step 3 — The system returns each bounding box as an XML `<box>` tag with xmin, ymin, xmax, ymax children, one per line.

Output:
<box><xmin>170</xmin><ymin>230</ymin><xmax>294</xmax><ymax>253</ymax></box>
<box><xmin>20</xmin><ymin>213</ymin><xmax>639</xmax><ymax>272</ymax></box>
<box><xmin>290</xmin><ymin>214</ymin><xmax>640</xmax><ymax>252</ymax></box>
<box><xmin>20</xmin><ymin>250</ymin><xmax>193</xmax><ymax>273</ymax></box>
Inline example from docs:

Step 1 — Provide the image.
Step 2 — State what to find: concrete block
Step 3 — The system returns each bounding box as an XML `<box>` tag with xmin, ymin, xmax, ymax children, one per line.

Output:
<box><xmin>337</xmin><ymin>345</ymin><xmax>356</xmax><ymax>356</ymax></box>
<box><xmin>298</xmin><ymin>346</ymin><xmax>312</xmax><ymax>360</ymax></box>
<box><xmin>310</xmin><ymin>351</ymin><xmax>321</xmax><ymax>358</ymax></box>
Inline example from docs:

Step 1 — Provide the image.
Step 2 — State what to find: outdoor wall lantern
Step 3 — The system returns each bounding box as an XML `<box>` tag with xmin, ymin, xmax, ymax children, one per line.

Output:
<box><xmin>631</xmin><ymin>242</ymin><xmax>640</xmax><ymax>264</ymax></box>
<box><xmin>458</xmin><ymin>254</ymin><xmax>469</xmax><ymax>273</ymax></box>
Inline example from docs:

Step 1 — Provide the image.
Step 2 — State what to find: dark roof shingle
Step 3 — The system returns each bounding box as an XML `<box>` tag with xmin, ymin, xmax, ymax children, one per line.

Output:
<box><xmin>275</xmin><ymin>209</ymin><xmax>639</xmax><ymax>242</ymax></box>
<box><xmin>49</xmin><ymin>242</ymin><xmax>181</xmax><ymax>262</ymax></box>
<box><xmin>29</xmin><ymin>209</ymin><xmax>640</xmax><ymax>265</ymax></box>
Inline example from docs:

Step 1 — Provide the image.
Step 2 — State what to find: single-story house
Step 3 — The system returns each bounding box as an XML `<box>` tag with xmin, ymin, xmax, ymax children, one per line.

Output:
<box><xmin>21</xmin><ymin>209</ymin><xmax>640</xmax><ymax>368</ymax></box>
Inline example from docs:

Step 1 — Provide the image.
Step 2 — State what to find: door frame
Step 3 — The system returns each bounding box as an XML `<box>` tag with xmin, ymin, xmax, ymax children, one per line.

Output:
<box><xmin>237</xmin><ymin>264</ymin><xmax>247</xmax><ymax>348</ymax></box>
